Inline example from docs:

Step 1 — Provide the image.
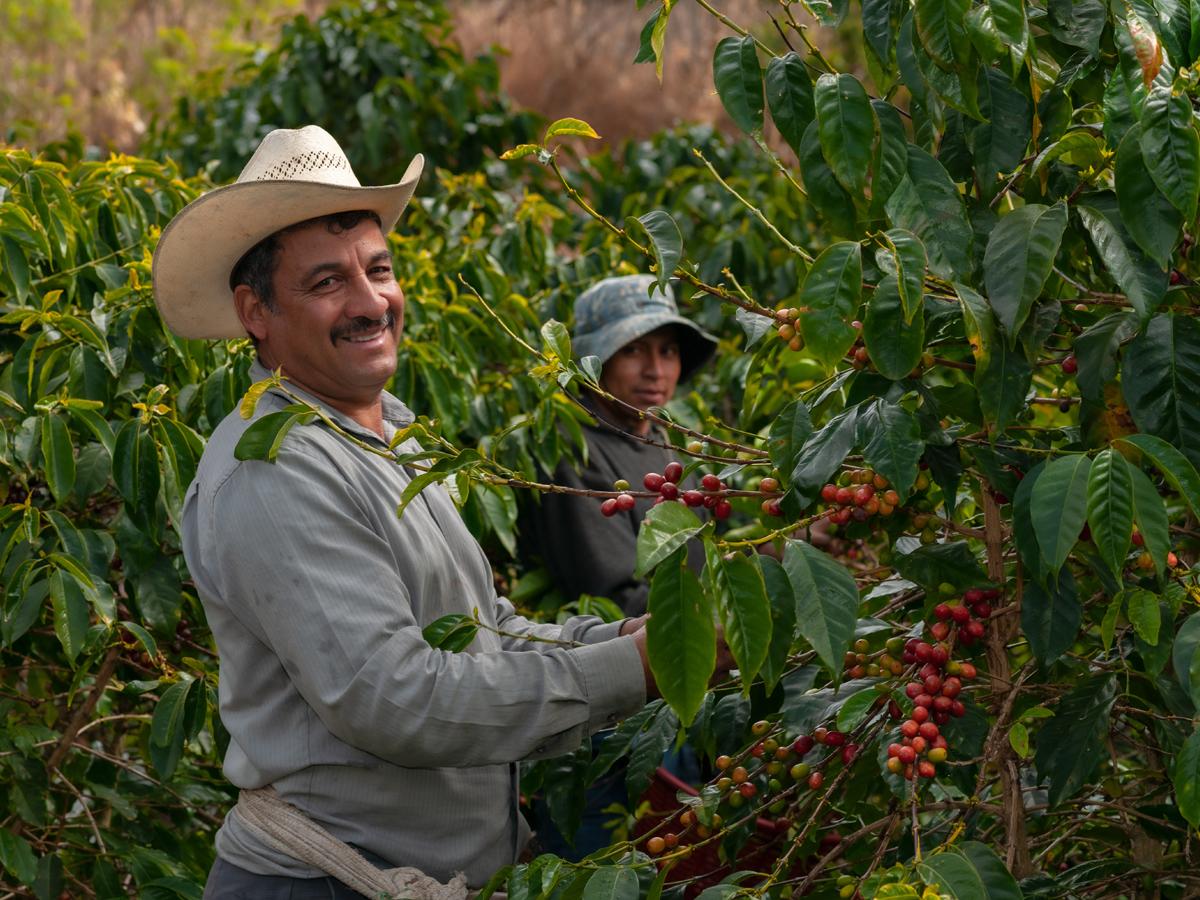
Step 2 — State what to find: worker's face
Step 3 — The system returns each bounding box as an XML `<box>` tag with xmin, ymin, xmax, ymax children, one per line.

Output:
<box><xmin>235</xmin><ymin>218</ymin><xmax>404</xmax><ymax>417</ymax></box>
<box><xmin>600</xmin><ymin>326</ymin><xmax>683</xmax><ymax>415</ymax></box>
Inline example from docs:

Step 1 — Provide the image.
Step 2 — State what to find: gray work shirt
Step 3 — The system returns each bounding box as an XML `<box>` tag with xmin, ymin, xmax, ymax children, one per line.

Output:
<box><xmin>182</xmin><ymin>362</ymin><xmax>647</xmax><ymax>885</ymax></box>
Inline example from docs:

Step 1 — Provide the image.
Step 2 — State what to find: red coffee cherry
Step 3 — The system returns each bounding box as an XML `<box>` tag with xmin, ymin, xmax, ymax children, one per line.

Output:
<box><xmin>701</xmin><ymin>473</ymin><xmax>722</xmax><ymax>491</ymax></box>
<box><xmin>664</xmin><ymin>461</ymin><xmax>684</xmax><ymax>483</ymax></box>
<box><xmin>601</xmin><ymin>498</ymin><xmax>619</xmax><ymax>517</ymax></box>
<box><xmin>644</xmin><ymin>472</ymin><xmax>665</xmax><ymax>492</ymax></box>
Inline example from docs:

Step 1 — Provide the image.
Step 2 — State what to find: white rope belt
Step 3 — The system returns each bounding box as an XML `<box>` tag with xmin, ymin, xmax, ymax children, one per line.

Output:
<box><xmin>235</xmin><ymin>786</ymin><xmax>472</xmax><ymax>900</ymax></box>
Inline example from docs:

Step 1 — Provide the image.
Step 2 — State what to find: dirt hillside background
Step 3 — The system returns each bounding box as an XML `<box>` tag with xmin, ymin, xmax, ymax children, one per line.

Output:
<box><xmin>1</xmin><ymin>0</ymin><xmax>768</xmax><ymax>157</ymax></box>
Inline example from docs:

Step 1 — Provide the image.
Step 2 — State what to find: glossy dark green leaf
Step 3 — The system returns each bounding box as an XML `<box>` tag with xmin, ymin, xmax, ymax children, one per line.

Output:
<box><xmin>1116</xmin><ymin>127</ymin><xmax>1182</xmax><ymax>268</ymax></box>
<box><xmin>632</xmin><ymin>210</ymin><xmax>683</xmax><ymax>292</ymax></box>
<box><xmin>893</xmin><ymin>541</ymin><xmax>989</xmax><ymax>593</ymax></box>
<box><xmin>1047</xmin><ymin>0</ymin><xmax>1106</xmax><ymax>55</ymax></box>
<box><xmin>422</xmin><ymin>613</ymin><xmax>479</xmax><ymax>652</ymax></box>
<box><xmin>1022</xmin><ymin>567</ymin><xmax>1080</xmax><ymax>664</ymax></box>
<box><xmin>712</xmin><ymin>36</ymin><xmax>763</xmax><ymax>135</ymax></box>
<box><xmin>956</xmin><ymin>283</ymin><xmax>1032</xmax><ymax>434</ymax></box>
<box><xmin>1172</xmin><ymin>613</ymin><xmax>1200</xmax><ymax>707</ymax></box>
<box><xmin>635</xmin><ymin>502</ymin><xmax>703</xmax><ymax>579</ymax></box>
<box><xmin>883</xmin><ymin>228</ymin><xmax>927</xmax><ymax>323</ymax></box>
<box><xmin>1086</xmin><ymin>449</ymin><xmax>1134</xmax><ymax>579</ymax></box>
<box><xmin>130</xmin><ymin>557</ymin><xmax>182</xmax><ymax>637</ymax></box>
<box><xmin>871</xmin><ymin>102</ymin><xmax>909</xmax><ymax>213</ymax></box>
<box><xmin>0</xmin><ymin>235</ymin><xmax>30</xmax><ymax>303</ymax></box>
<box><xmin>814</xmin><ymin>73</ymin><xmax>876</xmax><ymax>196</ymax></box>
<box><xmin>0</xmin><ymin>829</ymin><xmax>37</xmax><ymax>887</ymax></box>
<box><xmin>1034</xmin><ymin>674</ymin><xmax>1117</xmax><ymax>806</ymax></box>
<box><xmin>112</xmin><ymin>420</ymin><xmax>160</xmax><ymax>527</ymax></box>
<box><xmin>918</xmin><ymin>841</ymin><xmax>1022</xmax><ymax>900</ymax></box>
<box><xmin>758</xmin><ymin>556</ymin><xmax>797</xmax><ymax>695</ymax></box>
<box><xmin>799</xmin><ymin>241</ymin><xmax>861</xmax><ymax>370</ymax></box>
<box><xmin>886</xmin><ymin>145</ymin><xmax>973</xmax><ymax>281</ymax></box>
<box><xmin>582</xmin><ymin>866</ymin><xmax>639</xmax><ymax>900</ymax></box>
<box><xmin>48</xmin><ymin>569</ymin><xmax>88</xmax><ymax>662</ymax></box>
<box><xmin>864</xmin><ymin>276</ymin><xmax>924</xmax><ymax>380</ymax></box>
<box><xmin>708</xmin><ymin>550</ymin><xmax>771</xmax><ymax>687</ymax></box>
<box><xmin>625</xmin><ymin>703</ymin><xmax>677</xmax><ymax>804</ymax></box>
<box><xmin>862</xmin><ymin>0</ymin><xmax>898</xmax><ymax>64</ymax></box>
<box><xmin>1117</xmin><ymin>433</ymin><xmax>1200</xmax><ymax>520</ymax></box>
<box><xmin>646</xmin><ymin>549</ymin><xmax>715</xmax><ymax>726</ymax></box>
<box><xmin>858</xmin><ymin>399</ymin><xmax>923</xmax><ymax>497</ymax></box>
<box><xmin>39</xmin><ymin>414</ymin><xmax>75</xmax><ymax>504</ymax></box>
<box><xmin>765</xmin><ymin>52</ymin><xmax>814</xmax><ymax>156</ymax></box>
<box><xmin>1076</xmin><ymin>205</ymin><xmax>1166</xmax><ymax>323</ymax></box>
<box><xmin>799</xmin><ymin>120</ymin><xmax>857</xmax><ymax>235</ymax></box>
<box><xmin>767</xmin><ymin>397</ymin><xmax>813</xmax><ymax>475</ymax></box>
<box><xmin>233</xmin><ymin>409</ymin><xmax>315</xmax><ymax>463</ymax></box>
<box><xmin>1123</xmin><ymin>314</ymin><xmax>1200</xmax><ymax>469</ymax></box>
<box><xmin>972</xmin><ymin>68</ymin><xmax>1033</xmax><ymax>199</ymax></box>
<box><xmin>1140</xmin><ymin>82</ymin><xmax>1200</xmax><ymax>221</ymax></box>
<box><xmin>1173</xmin><ymin>726</ymin><xmax>1200</xmax><ymax>828</ymax></box>
<box><xmin>781</xmin><ymin>539</ymin><xmax>858</xmax><ymax>678</ymax></box>
<box><xmin>1129</xmin><ymin>463</ymin><xmax>1171</xmax><ymax>579</ymax></box>
<box><xmin>988</xmin><ymin>0</ymin><xmax>1029</xmax><ymax>57</ymax></box>
<box><xmin>915</xmin><ymin>0</ymin><xmax>971</xmax><ymax>70</ymax></box>
<box><xmin>1031</xmin><ymin>454</ymin><xmax>1091</xmax><ymax>575</ymax></box>
<box><xmin>790</xmin><ymin>405</ymin><xmax>860</xmax><ymax>504</ymax></box>
<box><xmin>983</xmin><ymin>203</ymin><xmax>1068</xmax><ymax>343</ymax></box>
<box><xmin>1125</xmin><ymin>587</ymin><xmax>1161</xmax><ymax>645</ymax></box>
<box><xmin>1073</xmin><ymin>311</ymin><xmax>1138</xmax><ymax>405</ymax></box>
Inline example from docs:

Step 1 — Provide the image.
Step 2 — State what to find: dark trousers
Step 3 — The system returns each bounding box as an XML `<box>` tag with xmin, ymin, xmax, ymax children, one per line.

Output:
<box><xmin>202</xmin><ymin>848</ymin><xmax>392</xmax><ymax>899</ymax></box>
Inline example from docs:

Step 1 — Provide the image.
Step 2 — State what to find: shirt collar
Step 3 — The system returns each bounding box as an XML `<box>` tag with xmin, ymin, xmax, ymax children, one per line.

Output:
<box><xmin>248</xmin><ymin>359</ymin><xmax>416</xmax><ymax>446</ymax></box>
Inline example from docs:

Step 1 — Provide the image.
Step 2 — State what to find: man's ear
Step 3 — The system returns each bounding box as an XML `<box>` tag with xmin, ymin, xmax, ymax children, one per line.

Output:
<box><xmin>233</xmin><ymin>285</ymin><xmax>271</xmax><ymax>342</ymax></box>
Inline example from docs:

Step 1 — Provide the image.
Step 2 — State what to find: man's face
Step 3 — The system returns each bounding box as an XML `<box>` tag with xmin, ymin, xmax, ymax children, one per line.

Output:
<box><xmin>237</xmin><ymin>218</ymin><xmax>404</xmax><ymax>419</ymax></box>
<box><xmin>599</xmin><ymin>326</ymin><xmax>682</xmax><ymax>423</ymax></box>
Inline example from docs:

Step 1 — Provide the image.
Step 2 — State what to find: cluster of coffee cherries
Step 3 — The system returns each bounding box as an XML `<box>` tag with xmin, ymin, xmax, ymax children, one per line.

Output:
<box><xmin>931</xmin><ymin>586</ymin><xmax>998</xmax><ymax>648</ymax></box>
<box><xmin>819</xmin><ymin>469</ymin><xmax>900</xmax><ymax>525</ymax></box>
<box><xmin>600</xmin><ymin>460</ymin><xmax>735</xmax><ymax>520</ymax></box>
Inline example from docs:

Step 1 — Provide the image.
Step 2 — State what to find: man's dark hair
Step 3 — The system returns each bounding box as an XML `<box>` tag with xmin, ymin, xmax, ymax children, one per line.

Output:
<box><xmin>229</xmin><ymin>209</ymin><xmax>383</xmax><ymax>310</ymax></box>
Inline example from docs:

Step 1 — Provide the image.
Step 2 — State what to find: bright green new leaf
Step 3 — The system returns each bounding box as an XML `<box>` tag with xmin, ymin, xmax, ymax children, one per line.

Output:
<box><xmin>1140</xmin><ymin>82</ymin><xmax>1200</xmax><ymax>221</ymax></box>
<box><xmin>646</xmin><ymin>549</ymin><xmax>715</xmax><ymax>726</ymax></box>
<box><xmin>499</xmin><ymin>144</ymin><xmax>542</xmax><ymax>161</ymax></box>
<box><xmin>543</xmin><ymin>118</ymin><xmax>601</xmax><ymax>141</ymax></box>
<box><xmin>781</xmin><ymin>540</ymin><xmax>859</xmax><ymax>679</ymax></box>
<box><xmin>765</xmin><ymin>52</ymin><xmax>814</xmax><ymax>157</ymax></box>
<box><xmin>983</xmin><ymin>202</ymin><xmax>1068</xmax><ymax>343</ymax></box>
<box><xmin>712</xmin><ymin>36</ymin><xmax>763</xmax><ymax>135</ymax></box>
<box><xmin>540</xmin><ymin>319</ymin><xmax>571</xmax><ymax>362</ymax></box>
<box><xmin>635</xmin><ymin>502</ymin><xmax>703</xmax><ymax>579</ymax></box>
<box><xmin>1086</xmin><ymin>449</ymin><xmax>1134</xmax><ymax>579</ymax></box>
<box><xmin>1031</xmin><ymin>454</ymin><xmax>1092</xmax><ymax>575</ymax></box>
<box><xmin>1009</xmin><ymin>722</ymin><xmax>1030</xmax><ymax>758</ymax></box>
<box><xmin>864</xmin><ymin>275</ymin><xmax>925</xmax><ymax>380</ymax></box>
<box><xmin>799</xmin><ymin>241</ymin><xmax>861</xmax><ymax>370</ymax></box>
<box><xmin>814</xmin><ymin>73</ymin><xmax>876</xmax><ymax>197</ymax></box>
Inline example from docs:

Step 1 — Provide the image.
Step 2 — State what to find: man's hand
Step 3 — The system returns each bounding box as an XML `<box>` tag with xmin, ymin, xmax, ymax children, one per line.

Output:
<box><xmin>618</xmin><ymin>614</ymin><xmax>648</xmax><ymax>637</ymax></box>
<box><xmin>625</xmin><ymin>620</ymin><xmax>659</xmax><ymax>698</ymax></box>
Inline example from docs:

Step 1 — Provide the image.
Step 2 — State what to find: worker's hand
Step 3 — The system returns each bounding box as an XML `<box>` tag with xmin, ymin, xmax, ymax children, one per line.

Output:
<box><xmin>618</xmin><ymin>614</ymin><xmax>648</xmax><ymax>637</ymax></box>
<box><xmin>628</xmin><ymin>625</ymin><xmax>659</xmax><ymax>698</ymax></box>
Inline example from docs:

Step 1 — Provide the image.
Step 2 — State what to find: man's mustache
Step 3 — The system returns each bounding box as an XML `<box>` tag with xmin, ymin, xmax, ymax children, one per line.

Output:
<box><xmin>330</xmin><ymin>310</ymin><xmax>396</xmax><ymax>342</ymax></box>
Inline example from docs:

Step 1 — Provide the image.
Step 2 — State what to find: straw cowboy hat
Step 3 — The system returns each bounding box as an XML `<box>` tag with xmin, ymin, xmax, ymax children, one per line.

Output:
<box><xmin>152</xmin><ymin>125</ymin><xmax>423</xmax><ymax>339</ymax></box>
<box><xmin>573</xmin><ymin>275</ymin><xmax>718</xmax><ymax>382</ymax></box>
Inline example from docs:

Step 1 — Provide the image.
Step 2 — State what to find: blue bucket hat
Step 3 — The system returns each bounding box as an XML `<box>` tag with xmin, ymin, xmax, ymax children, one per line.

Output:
<box><xmin>572</xmin><ymin>275</ymin><xmax>718</xmax><ymax>382</ymax></box>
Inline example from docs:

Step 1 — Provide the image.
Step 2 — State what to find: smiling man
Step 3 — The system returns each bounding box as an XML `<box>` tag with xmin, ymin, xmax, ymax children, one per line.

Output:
<box><xmin>151</xmin><ymin>127</ymin><xmax>681</xmax><ymax>898</ymax></box>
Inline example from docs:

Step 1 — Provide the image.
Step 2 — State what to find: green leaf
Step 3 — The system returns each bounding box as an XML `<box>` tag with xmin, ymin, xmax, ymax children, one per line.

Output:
<box><xmin>882</xmin><ymin>228</ymin><xmax>926</xmax><ymax>323</ymax></box>
<box><xmin>540</xmin><ymin>319</ymin><xmax>571</xmax><ymax>362</ymax></box>
<box><xmin>543</xmin><ymin>118</ymin><xmax>600</xmax><ymax>141</ymax></box>
<box><xmin>886</xmin><ymin>145</ymin><xmax>973</xmax><ymax>281</ymax></box>
<box><xmin>835</xmin><ymin>687</ymin><xmax>880</xmax><ymax>732</ymax></box>
<box><xmin>1086</xmin><ymin>449</ymin><xmax>1135</xmax><ymax>579</ymax></box>
<box><xmin>862</xmin><ymin>0</ymin><xmax>898</xmax><ymax>64</ymax></box>
<box><xmin>790</xmin><ymin>405</ymin><xmax>860</xmax><ymax>504</ymax></box>
<box><xmin>1032</xmin><ymin>131</ymin><xmax>1105</xmax><ymax>179</ymax></box>
<box><xmin>1129</xmin><ymin>462</ymin><xmax>1171</xmax><ymax>579</ymax></box>
<box><xmin>48</xmin><ymin>569</ymin><xmax>88</xmax><ymax>662</ymax></box>
<box><xmin>863</xmin><ymin>275</ymin><xmax>925</xmax><ymax>380</ymax></box>
<box><xmin>799</xmin><ymin>120</ymin><xmax>857</xmax><ymax>235</ymax></box>
<box><xmin>708</xmin><ymin>550</ymin><xmax>772</xmax><ymax>687</ymax></box>
<box><xmin>1125</xmin><ymin>587</ymin><xmax>1161</xmax><ymax>645</ymax></box>
<box><xmin>1034</xmin><ymin>674</ymin><xmax>1117</xmax><ymax>806</ymax></box>
<box><xmin>1047</xmin><ymin>0</ymin><xmax>1105</xmax><ymax>55</ymax></box>
<box><xmin>956</xmin><ymin>283</ymin><xmax>1032</xmax><ymax>434</ymax></box>
<box><xmin>582</xmin><ymin>866</ymin><xmax>639</xmax><ymax>900</ymax></box>
<box><xmin>1117</xmin><ymin>433</ymin><xmax>1200</xmax><ymax>520</ymax></box>
<box><xmin>814</xmin><ymin>73</ymin><xmax>876</xmax><ymax>196</ymax></box>
<box><xmin>646</xmin><ymin>550</ymin><xmax>715</xmax><ymax>726</ymax></box>
<box><xmin>233</xmin><ymin>409</ymin><xmax>316</xmax><ymax>463</ymax></box>
<box><xmin>894</xmin><ymin>541</ymin><xmax>988</xmax><ymax>593</ymax></box>
<box><xmin>112</xmin><ymin>421</ymin><xmax>160</xmax><ymax>523</ymax></box>
<box><xmin>499</xmin><ymin>144</ymin><xmax>542</xmax><ymax>162</ymax></box>
<box><xmin>767</xmin><ymin>397</ymin><xmax>813</xmax><ymax>475</ymax></box>
<box><xmin>799</xmin><ymin>241</ymin><xmax>862</xmax><ymax>371</ymax></box>
<box><xmin>1009</xmin><ymin>721</ymin><xmax>1031</xmax><ymax>758</ymax></box>
<box><xmin>1022</xmin><ymin>567</ymin><xmax>1081</xmax><ymax>664</ymax></box>
<box><xmin>422</xmin><ymin>613</ymin><xmax>478</xmax><ymax>652</ymax></box>
<box><xmin>858</xmin><ymin>400</ymin><xmax>923</xmax><ymax>497</ymax></box>
<box><xmin>1</xmin><ymin>235</ymin><xmax>31</xmax><ymax>303</ymax></box>
<box><xmin>1140</xmin><ymin>82</ymin><xmax>1200</xmax><ymax>221</ymax></box>
<box><xmin>1116</xmin><ymin>126</ymin><xmax>1182</xmax><ymax>268</ymax></box>
<box><xmin>871</xmin><ymin>101</ymin><xmax>909</xmax><ymax>214</ymax></box>
<box><xmin>39</xmin><ymin>414</ymin><xmax>75</xmax><ymax>503</ymax></box>
<box><xmin>1173</xmin><ymin>727</ymin><xmax>1200</xmax><ymax>828</ymax></box>
<box><xmin>765</xmin><ymin>52</ymin><xmax>814</xmax><ymax>156</ymax></box>
<box><xmin>918</xmin><ymin>842</ymin><xmax>1022</xmax><ymax>900</ymax></box>
<box><xmin>759</xmin><ymin>556</ymin><xmax>798</xmax><ymax>696</ymax></box>
<box><xmin>633</xmin><ymin>210</ymin><xmax>683</xmax><ymax>293</ymax></box>
<box><xmin>1074</xmin><ymin>311</ymin><xmax>1138</xmax><ymax>405</ymax></box>
<box><xmin>635</xmin><ymin>502</ymin><xmax>703</xmax><ymax>579</ymax></box>
<box><xmin>781</xmin><ymin>540</ymin><xmax>859</xmax><ymax>679</ymax></box>
<box><xmin>1123</xmin><ymin>314</ymin><xmax>1200</xmax><ymax>469</ymax></box>
<box><xmin>915</xmin><ymin>0</ymin><xmax>971</xmax><ymax>70</ymax></box>
<box><xmin>1173</xmin><ymin>613</ymin><xmax>1200</xmax><ymax>706</ymax></box>
<box><xmin>983</xmin><ymin>202</ymin><xmax>1069</xmax><ymax>343</ymax></box>
<box><xmin>988</xmin><ymin>0</ymin><xmax>1029</xmax><ymax>58</ymax></box>
<box><xmin>972</xmin><ymin>68</ymin><xmax>1033</xmax><ymax>199</ymax></box>
<box><xmin>148</xmin><ymin>677</ymin><xmax>193</xmax><ymax>780</ymax></box>
<box><xmin>0</xmin><ymin>830</ymin><xmax>37</xmax><ymax>886</ymax></box>
<box><xmin>1076</xmin><ymin>204</ymin><xmax>1166</xmax><ymax>323</ymax></box>
<box><xmin>1031</xmin><ymin>454</ymin><xmax>1091</xmax><ymax>575</ymax></box>
<box><xmin>712</xmin><ymin>36</ymin><xmax>763</xmax><ymax>135</ymax></box>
